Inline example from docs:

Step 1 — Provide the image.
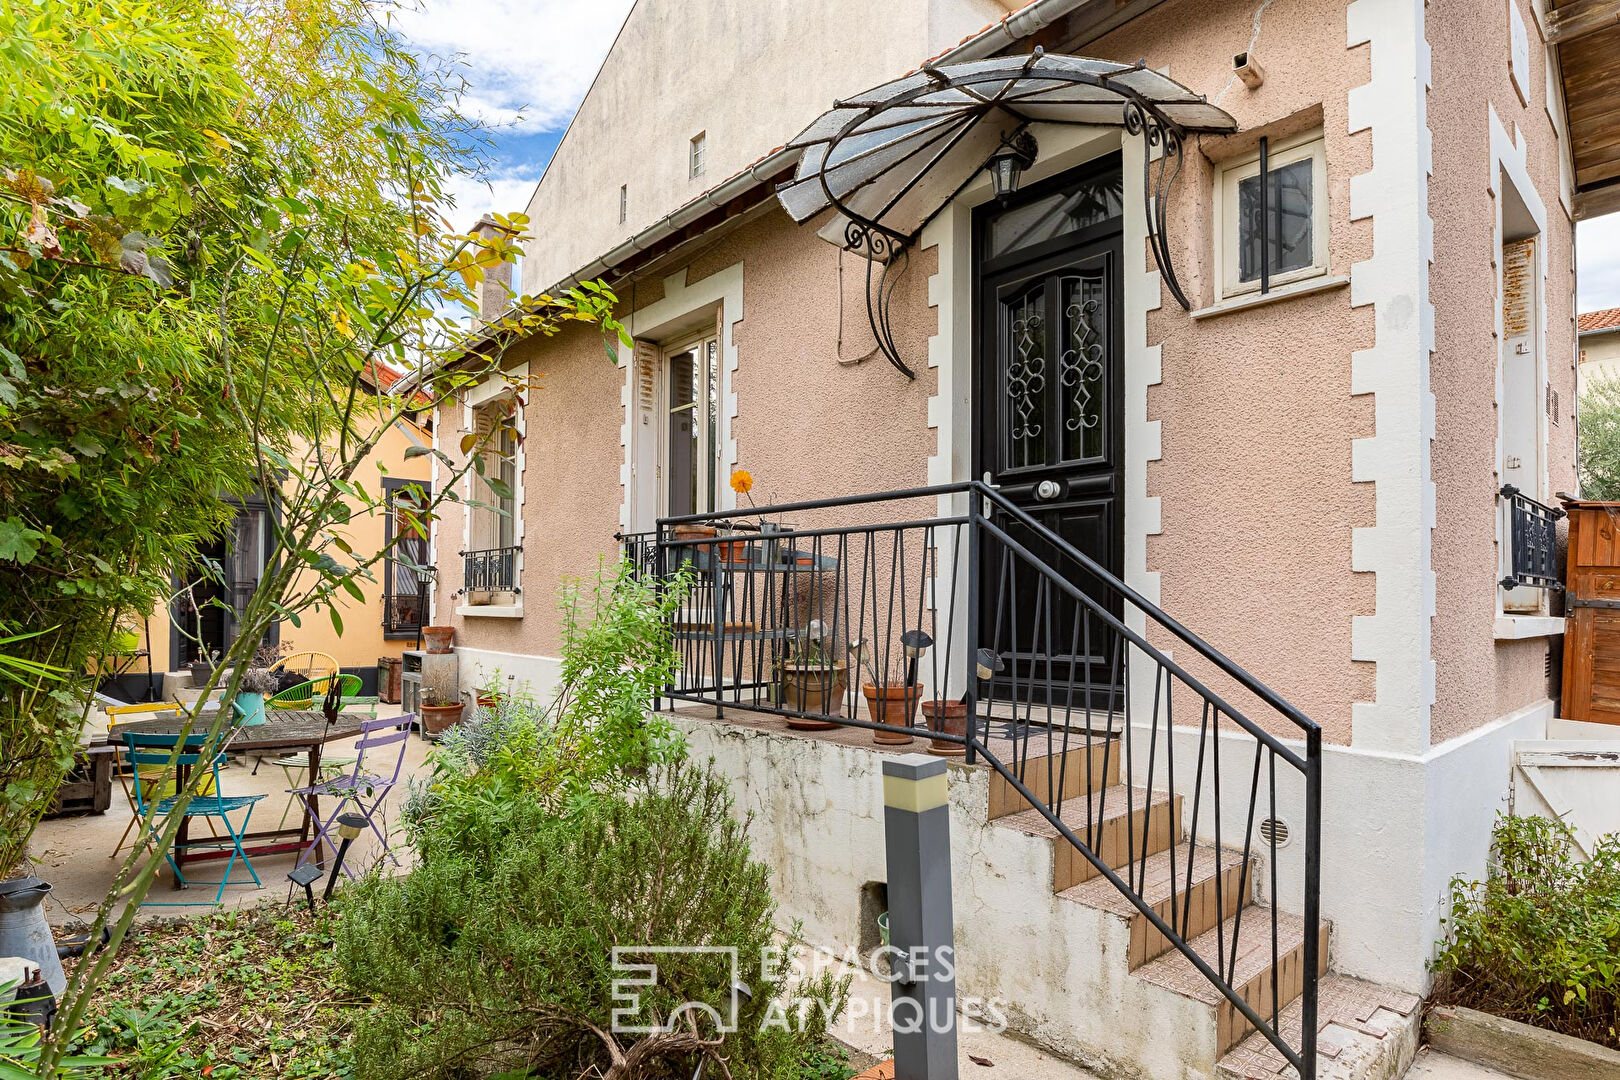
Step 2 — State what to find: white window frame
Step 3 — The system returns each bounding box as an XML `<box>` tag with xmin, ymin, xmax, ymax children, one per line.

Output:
<box><xmin>1213</xmin><ymin>131</ymin><xmax>1330</xmax><ymax>301</ymax></box>
<box><xmin>660</xmin><ymin>331</ymin><xmax>722</xmax><ymax>519</ymax></box>
<box><xmin>458</xmin><ymin>367</ymin><xmax>526</xmax><ymax>618</ymax></box>
<box><xmin>689</xmin><ymin>132</ymin><xmax>707</xmax><ymax>179</ymax></box>
<box><xmin>619</xmin><ymin>183</ymin><xmax>628</xmax><ymax>224</ymax></box>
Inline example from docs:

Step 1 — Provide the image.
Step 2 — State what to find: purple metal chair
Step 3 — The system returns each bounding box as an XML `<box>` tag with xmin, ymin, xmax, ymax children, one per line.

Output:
<box><xmin>290</xmin><ymin>714</ymin><xmax>413</xmax><ymax>875</ymax></box>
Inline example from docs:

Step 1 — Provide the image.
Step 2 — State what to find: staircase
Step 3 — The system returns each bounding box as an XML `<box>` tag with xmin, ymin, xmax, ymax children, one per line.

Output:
<box><xmin>640</xmin><ymin>480</ymin><xmax>1423</xmax><ymax>1080</ymax></box>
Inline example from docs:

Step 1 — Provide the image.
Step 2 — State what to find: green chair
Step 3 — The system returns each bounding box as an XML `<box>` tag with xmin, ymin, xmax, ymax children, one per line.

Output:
<box><xmin>264</xmin><ymin>674</ymin><xmax>375</xmax><ymax>828</ymax></box>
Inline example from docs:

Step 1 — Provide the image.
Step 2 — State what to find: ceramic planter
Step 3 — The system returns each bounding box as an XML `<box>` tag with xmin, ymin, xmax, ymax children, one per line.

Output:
<box><xmin>189</xmin><ymin>659</ymin><xmax>215</xmax><ymax>685</ymax></box>
<box><xmin>420</xmin><ymin>701</ymin><xmax>465</xmax><ymax>738</ymax></box>
<box><xmin>780</xmin><ymin>660</ymin><xmax>846</xmax><ymax>730</ymax></box>
<box><xmin>920</xmin><ymin>699</ymin><xmax>968</xmax><ymax>756</ymax></box>
<box><xmin>862</xmin><ymin>683</ymin><xmax>918</xmax><ymax>744</ymax></box>
<box><xmin>422</xmin><ymin>625</ymin><xmax>454</xmax><ymax>653</ymax></box>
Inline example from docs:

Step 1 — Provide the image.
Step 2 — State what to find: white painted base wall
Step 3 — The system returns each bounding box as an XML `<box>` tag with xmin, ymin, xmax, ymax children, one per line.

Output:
<box><xmin>1125</xmin><ymin>698</ymin><xmax>1553</xmax><ymax>994</ymax></box>
<box><xmin>451</xmin><ymin>646</ymin><xmax>564</xmax><ymax>706</ymax></box>
<box><xmin>674</xmin><ymin>715</ymin><xmax>1227</xmax><ymax>1080</ymax></box>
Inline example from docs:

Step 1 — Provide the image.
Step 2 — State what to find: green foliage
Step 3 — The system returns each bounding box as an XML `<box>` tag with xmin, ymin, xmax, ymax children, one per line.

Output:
<box><xmin>793</xmin><ymin>1043</ymin><xmax>857</xmax><ymax>1080</ymax></box>
<box><xmin>64</xmin><ymin>906</ymin><xmax>354</xmax><ymax>1079</ymax></box>
<box><xmin>3</xmin><ymin>1</ymin><xmax>633</xmax><ymax>1069</ymax></box>
<box><xmin>1433</xmin><ymin>814</ymin><xmax>1620</xmax><ymax>1048</ymax></box>
<box><xmin>405</xmin><ymin>560</ymin><xmax>691</xmax><ymax>834</ymax></box>
<box><xmin>338</xmin><ymin>761</ymin><xmax>848</xmax><ymax>1080</ymax></box>
<box><xmin>1578</xmin><ymin>374</ymin><xmax>1620</xmax><ymax>500</ymax></box>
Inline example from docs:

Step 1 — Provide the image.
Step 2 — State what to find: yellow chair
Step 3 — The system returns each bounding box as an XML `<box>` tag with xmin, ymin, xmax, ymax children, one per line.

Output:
<box><xmin>271</xmin><ymin>651</ymin><xmax>338</xmax><ymax>684</ymax></box>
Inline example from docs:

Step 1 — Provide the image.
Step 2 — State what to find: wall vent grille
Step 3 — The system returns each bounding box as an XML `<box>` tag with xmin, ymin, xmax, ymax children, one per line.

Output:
<box><xmin>1258</xmin><ymin>817</ymin><xmax>1292</xmax><ymax>848</ymax></box>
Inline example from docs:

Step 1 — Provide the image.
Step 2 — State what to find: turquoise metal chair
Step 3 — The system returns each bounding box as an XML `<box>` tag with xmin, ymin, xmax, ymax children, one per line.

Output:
<box><xmin>123</xmin><ymin>732</ymin><xmax>267</xmax><ymax>906</ymax></box>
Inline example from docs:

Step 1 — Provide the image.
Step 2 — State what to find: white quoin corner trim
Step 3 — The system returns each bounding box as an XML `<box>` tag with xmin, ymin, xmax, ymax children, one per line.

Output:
<box><xmin>1346</xmin><ymin>0</ymin><xmax>1437</xmax><ymax>756</ymax></box>
<box><xmin>618</xmin><ymin>263</ymin><xmax>745</xmax><ymax>533</ymax></box>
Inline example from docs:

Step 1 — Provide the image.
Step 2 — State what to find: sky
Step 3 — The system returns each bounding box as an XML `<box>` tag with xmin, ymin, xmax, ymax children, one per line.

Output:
<box><xmin>390</xmin><ymin>0</ymin><xmax>1620</xmax><ymax>316</ymax></box>
<box><xmin>388</xmin><ymin>0</ymin><xmax>636</xmax><ymax>230</ymax></box>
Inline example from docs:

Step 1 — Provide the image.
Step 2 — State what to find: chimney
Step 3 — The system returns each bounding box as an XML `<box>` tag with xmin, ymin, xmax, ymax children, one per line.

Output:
<box><xmin>470</xmin><ymin>215</ymin><xmax>517</xmax><ymax>326</ymax></box>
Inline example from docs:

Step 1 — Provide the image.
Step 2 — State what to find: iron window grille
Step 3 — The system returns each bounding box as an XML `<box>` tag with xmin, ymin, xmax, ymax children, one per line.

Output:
<box><xmin>460</xmin><ymin>546</ymin><xmax>521</xmax><ymax>595</ymax></box>
<box><xmin>1499</xmin><ymin>484</ymin><xmax>1563</xmax><ymax>590</ymax></box>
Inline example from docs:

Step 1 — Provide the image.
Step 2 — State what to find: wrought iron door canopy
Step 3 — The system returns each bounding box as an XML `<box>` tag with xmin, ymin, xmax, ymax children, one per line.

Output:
<box><xmin>778</xmin><ymin>49</ymin><xmax>1237</xmax><ymax>378</ymax></box>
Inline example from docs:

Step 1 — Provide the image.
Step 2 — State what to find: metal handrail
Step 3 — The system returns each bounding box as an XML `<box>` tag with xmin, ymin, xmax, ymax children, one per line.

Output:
<box><xmin>644</xmin><ymin>480</ymin><xmax>1323</xmax><ymax>1077</ymax></box>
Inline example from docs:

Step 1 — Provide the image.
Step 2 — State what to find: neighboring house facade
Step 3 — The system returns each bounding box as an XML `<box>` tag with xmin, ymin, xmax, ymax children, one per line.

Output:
<box><xmin>1577</xmin><ymin>306</ymin><xmax>1620</xmax><ymax>384</ymax></box>
<box><xmin>109</xmin><ymin>364</ymin><xmax>435</xmax><ymax>699</ymax></box>
<box><xmin>407</xmin><ymin>1</ymin><xmax>1616</xmax><ymax>1077</ymax></box>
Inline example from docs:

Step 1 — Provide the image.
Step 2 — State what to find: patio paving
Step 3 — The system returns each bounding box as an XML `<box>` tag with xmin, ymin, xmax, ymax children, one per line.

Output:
<box><xmin>26</xmin><ymin>725</ymin><xmax>431</xmax><ymax>927</ymax></box>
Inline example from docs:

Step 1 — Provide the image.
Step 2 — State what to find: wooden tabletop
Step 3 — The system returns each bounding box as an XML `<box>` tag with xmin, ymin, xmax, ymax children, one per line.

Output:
<box><xmin>110</xmin><ymin>710</ymin><xmax>372</xmax><ymax>752</ymax></box>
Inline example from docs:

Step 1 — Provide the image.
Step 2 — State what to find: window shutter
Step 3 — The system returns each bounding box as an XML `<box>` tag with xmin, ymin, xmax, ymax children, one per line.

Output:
<box><xmin>634</xmin><ymin>340</ymin><xmax>658</xmax><ymax>414</ymax></box>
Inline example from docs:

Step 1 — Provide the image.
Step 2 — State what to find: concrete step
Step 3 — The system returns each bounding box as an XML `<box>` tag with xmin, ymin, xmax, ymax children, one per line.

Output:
<box><xmin>985</xmin><ymin>738</ymin><xmax>1121</xmax><ymax>818</ymax></box>
<box><xmin>993</xmin><ymin>785</ymin><xmax>1182</xmax><ymax>891</ymax></box>
<box><xmin>1217</xmin><ymin>973</ymin><xmax>1420</xmax><ymax>1080</ymax></box>
<box><xmin>1062</xmin><ymin>843</ymin><xmax>1252</xmax><ymax>968</ymax></box>
<box><xmin>1136</xmin><ymin>907</ymin><xmax>1331</xmax><ymax>1057</ymax></box>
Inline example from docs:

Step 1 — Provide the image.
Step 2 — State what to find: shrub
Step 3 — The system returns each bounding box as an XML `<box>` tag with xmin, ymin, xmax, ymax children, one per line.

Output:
<box><xmin>401</xmin><ymin>559</ymin><xmax>690</xmax><ymax>836</ymax></box>
<box><xmin>1433</xmin><ymin>814</ymin><xmax>1620</xmax><ymax>1047</ymax></box>
<box><xmin>337</xmin><ymin>761</ymin><xmax>847</xmax><ymax>1080</ymax></box>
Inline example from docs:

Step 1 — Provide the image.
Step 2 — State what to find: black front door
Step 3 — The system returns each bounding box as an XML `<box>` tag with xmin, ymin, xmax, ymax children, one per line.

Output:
<box><xmin>974</xmin><ymin>157</ymin><xmax>1124</xmax><ymax>706</ymax></box>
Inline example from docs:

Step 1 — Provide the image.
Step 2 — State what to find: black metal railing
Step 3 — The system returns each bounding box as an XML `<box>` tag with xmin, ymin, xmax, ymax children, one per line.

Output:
<box><xmin>1499</xmin><ymin>485</ymin><xmax>1563</xmax><ymax>590</ymax></box>
<box><xmin>460</xmin><ymin>546</ymin><xmax>521</xmax><ymax>595</ymax></box>
<box><xmin>632</xmin><ymin>482</ymin><xmax>1323</xmax><ymax>1078</ymax></box>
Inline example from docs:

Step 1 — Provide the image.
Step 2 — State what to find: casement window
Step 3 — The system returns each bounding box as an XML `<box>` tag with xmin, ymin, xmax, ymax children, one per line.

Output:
<box><xmin>1215</xmin><ymin>131</ymin><xmax>1329</xmax><ymax>300</ymax></box>
<box><xmin>468</xmin><ymin>402</ymin><xmax>516</xmax><ymax>552</ymax></box>
<box><xmin>619</xmin><ymin>184</ymin><xmax>628</xmax><ymax>224</ymax></box>
<box><xmin>665</xmin><ymin>334</ymin><xmax>720</xmax><ymax>517</ymax></box>
<box><xmin>690</xmin><ymin>132</ymin><xmax>707</xmax><ymax>179</ymax></box>
<box><xmin>382</xmin><ymin>478</ymin><xmax>431</xmax><ymax>636</ymax></box>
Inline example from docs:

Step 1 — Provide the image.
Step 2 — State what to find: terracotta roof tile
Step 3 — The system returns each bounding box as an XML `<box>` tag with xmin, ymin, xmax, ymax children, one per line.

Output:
<box><xmin>1579</xmin><ymin>307</ymin><xmax>1620</xmax><ymax>333</ymax></box>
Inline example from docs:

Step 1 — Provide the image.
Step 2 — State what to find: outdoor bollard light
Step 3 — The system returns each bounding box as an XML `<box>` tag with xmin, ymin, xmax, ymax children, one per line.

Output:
<box><xmin>986</xmin><ymin>130</ymin><xmax>1038</xmax><ymax>201</ymax></box>
<box><xmin>882</xmin><ymin>755</ymin><xmax>959</xmax><ymax>1080</ymax></box>
<box><xmin>287</xmin><ymin>864</ymin><xmax>322</xmax><ymax>914</ymax></box>
<box><xmin>323</xmin><ymin>813</ymin><xmax>369</xmax><ymax>902</ymax></box>
<box><xmin>847</xmin><ymin>638</ymin><xmax>868</xmax><ymax>717</ymax></box>
<box><xmin>973</xmin><ymin>648</ymin><xmax>1003</xmax><ymax>683</ymax></box>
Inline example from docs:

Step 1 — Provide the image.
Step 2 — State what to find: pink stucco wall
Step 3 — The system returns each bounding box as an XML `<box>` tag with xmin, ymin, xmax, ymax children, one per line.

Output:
<box><xmin>1089</xmin><ymin>0</ymin><xmax>1378</xmax><ymax>742</ymax></box>
<box><xmin>1427</xmin><ymin>0</ymin><xmax>1575</xmax><ymax>743</ymax></box>
<box><xmin>438</xmin><ymin>0</ymin><xmax>1573</xmax><ymax>751</ymax></box>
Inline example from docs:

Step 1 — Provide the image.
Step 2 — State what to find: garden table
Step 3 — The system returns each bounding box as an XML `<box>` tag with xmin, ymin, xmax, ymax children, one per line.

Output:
<box><xmin>110</xmin><ymin>710</ymin><xmax>369</xmax><ymax>887</ymax></box>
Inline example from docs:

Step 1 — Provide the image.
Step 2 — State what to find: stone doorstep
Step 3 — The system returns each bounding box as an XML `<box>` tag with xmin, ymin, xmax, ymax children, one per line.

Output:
<box><xmin>1216</xmin><ymin>973</ymin><xmax>1422</xmax><ymax>1080</ymax></box>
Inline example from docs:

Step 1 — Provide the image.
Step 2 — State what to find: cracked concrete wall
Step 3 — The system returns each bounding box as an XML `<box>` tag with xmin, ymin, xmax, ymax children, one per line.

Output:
<box><xmin>677</xmin><ymin>717</ymin><xmax>1230</xmax><ymax>1080</ymax></box>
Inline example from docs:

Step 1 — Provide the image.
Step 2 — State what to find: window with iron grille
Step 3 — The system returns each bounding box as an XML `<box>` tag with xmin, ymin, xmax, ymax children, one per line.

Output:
<box><xmin>1215</xmin><ymin>130</ymin><xmax>1328</xmax><ymax>300</ymax></box>
<box><xmin>382</xmin><ymin>478</ymin><xmax>431</xmax><ymax>636</ymax></box>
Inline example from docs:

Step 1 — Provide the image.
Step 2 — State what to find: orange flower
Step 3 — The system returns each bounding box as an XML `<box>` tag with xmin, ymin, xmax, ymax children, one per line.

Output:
<box><xmin>730</xmin><ymin>469</ymin><xmax>754</xmax><ymax>495</ymax></box>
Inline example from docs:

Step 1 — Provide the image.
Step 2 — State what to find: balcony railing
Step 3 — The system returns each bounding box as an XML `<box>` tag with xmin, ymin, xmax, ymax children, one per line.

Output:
<box><xmin>1499</xmin><ymin>484</ymin><xmax>1563</xmax><ymax>590</ymax></box>
<box><xmin>460</xmin><ymin>546</ymin><xmax>520</xmax><ymax>595</ymax></box>
<box><xmin>627</xmin><ymin>482</ymin><xmax>1324</xmax><ymax>1078</ymax></box>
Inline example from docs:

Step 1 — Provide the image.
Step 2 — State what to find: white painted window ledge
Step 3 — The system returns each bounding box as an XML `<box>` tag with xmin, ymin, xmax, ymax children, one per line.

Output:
<box><xmin>456</xmin><ymin>604</ymin><xmax>524</xmax><ymax>619</ymax></box>
<box><xmin>1494</xmin><ymin>615</ymin><xmax>1565</xmax><ymax>640</ymax></box>
<box><xmin>1190</xmin><ymin>275</ymin><xmax>1350</xmax><ymax>320</ymax></box>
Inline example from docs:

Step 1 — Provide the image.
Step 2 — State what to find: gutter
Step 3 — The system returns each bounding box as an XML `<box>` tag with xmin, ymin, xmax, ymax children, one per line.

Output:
<box><xmin>392</xmin><ymin>0</ymin><xmax>1090</xmax><ymax>397</ymax></box>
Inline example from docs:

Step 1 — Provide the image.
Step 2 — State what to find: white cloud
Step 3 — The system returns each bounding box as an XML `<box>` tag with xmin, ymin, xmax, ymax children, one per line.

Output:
<box><xmin>439</xmin><ymin>167</ymin><xmax>545</xmax><ymax>229</ymax></box>
<box><xmin>390</xmin><ymin>0</ymin><xmax>635</xmax><ymax>134</ymax></box>
<box><xmin>1579</xmin><ymin>213</ymin><xmax>1620</xmax><ymax>314</ymax></box>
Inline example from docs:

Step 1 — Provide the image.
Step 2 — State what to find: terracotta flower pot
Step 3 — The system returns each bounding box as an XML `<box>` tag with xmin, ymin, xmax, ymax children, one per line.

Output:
<box><xmin>476</xmin><ymin>692</ymin><xmax>505</xmax><ymax>709</ymax></box>
<box><xmin>862</xmin><ymin>683</ymin><xmax>918</xmax><ymax>745</ymax></box>
<box><xmin>420</xmin><ymin>701</ymin><xmax>464</xmax><ymax>738</ymax></box>
<box><xmin>422</xmin><ymin>625</ymin><xmax>454</xmax><ymax>653</ymax></box>
<box><xmin>780</xmin><ymin>660</ymin><xmax>847</xmax><ymax>730</ymax></box>
<box><xmin>920</xmin><ymin>699</ymin><xmax>968</xmax><ymax>756</ymax></box>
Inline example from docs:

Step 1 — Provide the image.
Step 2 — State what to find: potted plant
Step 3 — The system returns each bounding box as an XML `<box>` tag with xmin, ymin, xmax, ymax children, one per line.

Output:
<box><xmin>419</xmin><ymin>689</ymin><xmax>465</xmax><ymax>739</ymax></box>
<box><xmin>778</xmin><ymin>626</ymin><xmax>847</xmax><ymax>731</ymax></box>
<box><xmin>234</xmin><ymin>664</ymin><xmax>279</xmax><ymax>726</ymax></box>
<box><xmin>422</xmin><ymin>625</ymin><xmax>454</xmax><ymax>653</ymax></box>
<box><xmin>190</xmin><ymin>648</ymin><xmax>221</xmax><ymax>686</ymax></box>
<box><xmin>476</xmin><ymin>670</ymin><xmax>514</xmax><ymax>709</ymax></box>
<box><xmin>856</xmin><ymin>646</ymin><xmax>919</xmax><ymax>746</ymax></box>
<box><xmin>921</xmin><ymin>697</ymin><xmax>968</xmax><ymax>756</ymax></box>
